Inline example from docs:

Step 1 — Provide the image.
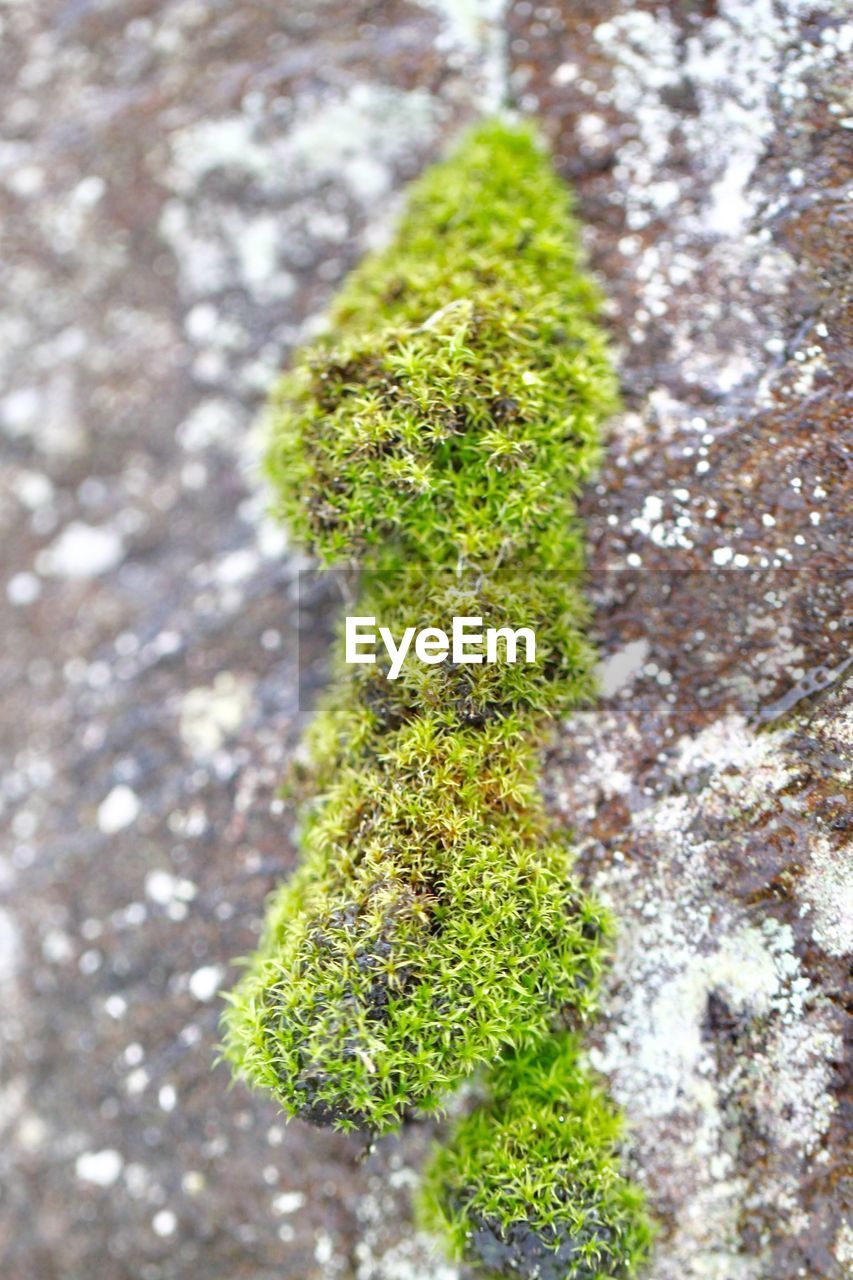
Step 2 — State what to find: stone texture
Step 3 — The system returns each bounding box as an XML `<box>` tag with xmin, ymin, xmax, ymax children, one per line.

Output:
<box><xmin>0</xmin><ymin>2</ymin><xmax>849</xmax><ymax>1279</ymax></box>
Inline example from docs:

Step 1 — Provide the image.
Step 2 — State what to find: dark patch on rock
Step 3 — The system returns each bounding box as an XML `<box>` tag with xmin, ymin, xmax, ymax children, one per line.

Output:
<box><xmin>466</xmin><ymin>1206</ymin><xmax>624</xmax><ymax>1280</ymax></box>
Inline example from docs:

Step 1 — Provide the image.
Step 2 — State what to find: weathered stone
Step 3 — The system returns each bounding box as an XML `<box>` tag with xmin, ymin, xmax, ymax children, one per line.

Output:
<box><xmin>1</xmin><ymin>2</ymin><xmax>848</xmax><ymax>1278</ymax></box>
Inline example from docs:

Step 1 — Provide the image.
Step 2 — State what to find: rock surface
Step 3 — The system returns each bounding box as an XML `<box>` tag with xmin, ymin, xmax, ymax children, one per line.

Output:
<box><xmin>0</xmin><ymin>2</ymin><xmax>849</xmax><ymax>1279</ymax></box>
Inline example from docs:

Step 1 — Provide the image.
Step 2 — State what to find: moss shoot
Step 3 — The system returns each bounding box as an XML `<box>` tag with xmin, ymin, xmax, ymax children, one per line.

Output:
<box><xmin>420</xmin><ymin>1034</ymin><xmax>653</xmax><ymax>1280</ymax></box>
<box><xmin>221</xmin><ymin>119</ymin><xmax>651</xmax><ymax>1276</ymax></box>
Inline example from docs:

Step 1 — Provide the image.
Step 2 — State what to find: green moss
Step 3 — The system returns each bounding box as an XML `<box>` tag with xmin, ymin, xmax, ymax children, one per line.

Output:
<box><xmin>222</xmin><ymin>569</ymin><xmax>610</xmax><ymax>1128</ymax></box>
<box><xmin>221</xmin><ymin>118</ymin><xmax>652</xmax><ymax>1275</ymax></box>
<box><xmin>265</xmin><ymin>120</ymin><xmax>616</xmax><ymax>568</ymax></box>
<box><xmin>420</xmin><ymin>1034</ymin><xmax>654</xmax><ymax>1280</ymax></box>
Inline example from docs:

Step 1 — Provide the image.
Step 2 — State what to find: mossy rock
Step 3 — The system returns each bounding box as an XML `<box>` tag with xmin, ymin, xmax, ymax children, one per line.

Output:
<box><xmin>264</xmin><ymin>120</ymin><xmax>616</xmax><ymax>567</ymax></box>
<box><xmin>222</xmin><ymin>121</ymin><xmax>617</xmax><ymax>1132</ymax></box>
<box><xmin>420</xmin><ymin>1034</ymin><xmax>654</xmax><ymax>1280</ymax></box>
<box><xmin>223</xmin><ymin>701</ymin><xmax>610</xmax><ymax>1130</ymax></box>
<box><xmin>221</xmin><ymin>118</ymin><xmax>652</xmax><ymax>1274</ymax></box>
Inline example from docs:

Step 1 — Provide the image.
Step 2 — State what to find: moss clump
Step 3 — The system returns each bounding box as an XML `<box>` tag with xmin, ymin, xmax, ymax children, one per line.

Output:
<box><xmin>221</xmin><ymin>562</ymin><xmax>610</xmax><ymax>1131</ymax></box>
<box><xmin>221</xmin><ymin>118</ymin><xmax>652</xmax><ymax>1276</ymax></box>
<box><xmin>420</xmin><ymin>1034</ymin><xmax>653</xmax><ymax>1280</ymax></box>
<box><xmin>265</xmin><ymin>121</ymin><xmax>616</xmax><ymax>567</ymax></box>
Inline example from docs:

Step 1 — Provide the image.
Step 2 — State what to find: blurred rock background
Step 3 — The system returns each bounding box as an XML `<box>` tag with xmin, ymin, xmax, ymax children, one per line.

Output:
<box><xmin>0</xmin><ymin>2</ymin><xmax>849</xmax><ymax>1278</ymax></box>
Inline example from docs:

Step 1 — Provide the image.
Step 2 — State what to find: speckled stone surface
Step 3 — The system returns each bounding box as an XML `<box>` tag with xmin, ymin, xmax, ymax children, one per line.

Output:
<box><xmin>0</xmin><ymin>2</ymin><xmax>849</xmax><ymax>1279</ymax></box>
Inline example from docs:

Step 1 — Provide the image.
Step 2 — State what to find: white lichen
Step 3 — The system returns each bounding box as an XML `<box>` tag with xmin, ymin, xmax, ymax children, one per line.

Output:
<box><xmin>179</xmin><ymin>672</ymin><xmax>253</xmax><ymax>758</ymax></box>
<box><xmin>800</xmin><ymin>833</ymin><xmax>853</xmax><ymax>958</ymax></box>
<box><xmin>578</xmin><ymin>698</ymin><xmax>846</xmax><ymax>1279</ymax></box>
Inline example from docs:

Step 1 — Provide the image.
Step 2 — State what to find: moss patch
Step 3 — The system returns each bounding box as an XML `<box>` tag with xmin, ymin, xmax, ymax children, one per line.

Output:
<box><xmin>221</xmin><ymin>558</ymin><xmax>610</xmax><ymax>1131</ymax></box>
<box><xmin>420</xmin><ymin>1034</ymin><xmax>654</xmax><ymax>1280</ymax></box>
<box><xmin>264</xmin><ymin>120</ymin><xmax>615</xmax><ymax>568</ymax></box>
<box><xmin>221</xmin><ymin>119</ymin><xmax>652</xmax><ymax>1275</ymax></box>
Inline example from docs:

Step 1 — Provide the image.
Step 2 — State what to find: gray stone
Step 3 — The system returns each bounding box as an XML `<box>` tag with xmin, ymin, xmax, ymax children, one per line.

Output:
<box><xmin>0</xmin><ymin>2</ymin><xmax>849</xmax><ymax>1278</ymax></box>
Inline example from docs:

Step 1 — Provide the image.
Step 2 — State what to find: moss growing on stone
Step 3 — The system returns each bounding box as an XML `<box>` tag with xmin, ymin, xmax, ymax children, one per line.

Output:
<box><xmin>221</xmin><ymin>559</ymin><xmax>610</xmax><ymax>1130</ymax></box>
<box><xmin>264</xmin><ymin>120</ymin><xmax>616</xmax><ymax>568</ymax></box>
<box><xmin>420</xmin><ymin>1034</ymin><xmax>653</xmax><ymax>1280</ymax></box>
<box><xmin>221</xmin><ymin>118</ymin><xmax>652</xmax><ymax>1275</ymax></box>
